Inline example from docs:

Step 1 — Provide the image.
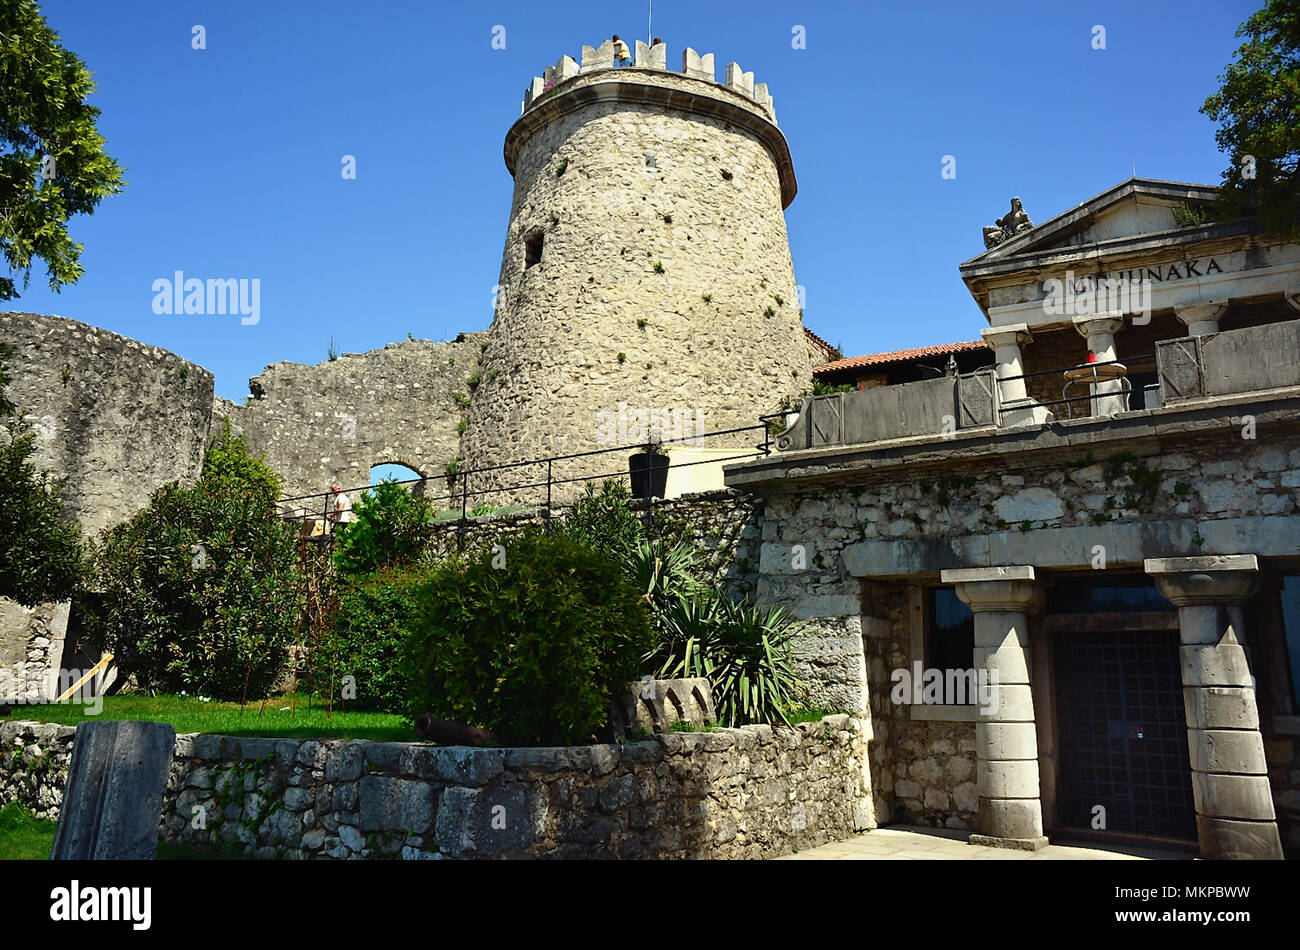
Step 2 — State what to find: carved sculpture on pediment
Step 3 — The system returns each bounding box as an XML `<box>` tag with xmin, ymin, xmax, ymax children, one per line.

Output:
<box><xmin>982</xmin><ymin>197</ymin><xmax>1034</xmax><ymax>249</ymax></box>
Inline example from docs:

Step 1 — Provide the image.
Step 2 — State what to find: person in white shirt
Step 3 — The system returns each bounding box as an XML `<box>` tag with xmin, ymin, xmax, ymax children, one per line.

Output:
<box><xmin>328</xmin><ymin>481</ymin><xmax>355</xmax><ymax>532</ymax></box>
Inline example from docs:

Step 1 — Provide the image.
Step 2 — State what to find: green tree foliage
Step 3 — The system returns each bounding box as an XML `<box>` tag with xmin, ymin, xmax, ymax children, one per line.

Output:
<box><xmin>0</xmin><ymin>1</ymin><xmax>126</xmax><ymax>299</ymax></box>
<box><xmin>312</xmin><ymin>564</ymin><xmax>430</xmax><ymax>713</ymax></box>
<box><xmin>557</xmin><ymin>478</ymin><xmax>646</xmax><ymax>564</ymax></box>
<box><xmin>1201</xmin><ymin>0</ymin><xmax>1300</xmax><ymax>237</ymax></box>
<box><xmin>558</xmin><ymin>481</ymin><xmax>804</xmax><ymax>727</ymax></box>
<box><xmin>0</xmin><ymin>345</ymin><xmax>86</xmax><ymax>604</ymax></box>
<box><xmin>404</xmin><ymin>531</ymin><xmax>654</xmax><ymax>746</ymax></box>
<box><xmin>84</xmin><ymin>432</ymin><xmax>299</xmax><ymax>700</ymax></box>
<box><xmin>201</xmin><ymin>417</ymin><xmax>282</xmax><ymax>503</ymax></box>
<box><xmin>332</xmin><ymin>480</ymin><xmax>435</xmax><ymax>577</ymax></box>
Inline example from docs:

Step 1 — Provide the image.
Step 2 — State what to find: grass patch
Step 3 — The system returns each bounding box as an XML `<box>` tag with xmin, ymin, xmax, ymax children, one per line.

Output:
<box><xmin>0</xmin><ymin>803</ymin><xmax>56</xmax><ymax>860</ymax></box>
<box><xmin>668</xmin><ymin>720</ymin><xmax>723</xmax><ymax>733</ymax></box>
<box><xmin>1</xmin><ymin>693</ymin><xmax>413</xmax><ymax>741</ymax></box>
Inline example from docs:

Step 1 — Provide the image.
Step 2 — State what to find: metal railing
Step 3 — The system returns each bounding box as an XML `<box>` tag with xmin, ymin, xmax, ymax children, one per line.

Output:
<box><xmin>993</xmin><ymin>352</ymin><xmax>1156</xmax><ymax>423</ymax></box>
<box><xmin>276</xmin><ymin>421</ymin><xmax>778</xmax><ymax>546</ymax></box>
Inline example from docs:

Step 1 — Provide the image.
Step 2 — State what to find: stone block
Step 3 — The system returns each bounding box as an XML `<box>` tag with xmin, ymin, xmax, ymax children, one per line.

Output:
<box><xmin>724</xmin><ymin>62</ymin><xmax>754</xmax><ymax>97</ymax></box>
<box><xmin>977</xmin><ymin>797</ymin><xmax>1043</xmax><ymax>839</ymax></box>
<box><xmin>681</xmin><ymin>47</ymin><xmax>714</xmax><ymax>81</ymax></box>
<box><xmin>402</xmin><ymin>745</ymin><xmax>504</xmax><ymax>786</ymax></box>
<box><xmin>1195</xmin><ymin>816</ymin><xmax>1285</xmax><ymax>859</ymax></box>
<box><xmin>1183</xmin><ymin>686</ymin><xmax>1260</xmax><ymax>730</ymax></box>
<box><xmin>1180</xmin><ymin>644</ymin><xmax>1253</xmax><ymax>687</ymax></box>
<box><xmin>1186</xmin><ymin>729</ymin><xmax>1267</xmax><ymax>774</ymax></box>
<box><xmin>51</xmin><ymin>720</ymin><xmax>176</xmax><ymax>860</ymax></box>
<box><xmin>363</xmin><ymin>741</ymin><xmax>406</xmax><ymax>772</ymax></box>
<box><xmin>976</xmin><ymin>759</ymin><xmax>1040</xmax><ymax>799</ymax></box>
<box><xmin>324</xmin><ymin>742</ymin><xmax>364</xmax><ymax>782</ymax></box>
<box><xmin>634</xmin><ymin>40</ymin><xmax>666</xmax><ymax>69</ymax></box>
<box><xmin>580</xmin><ymin>39</ymin><xmax>615</xmax><ymax>70</ymax></box>
<box><xmin>1190</xmin><ymin>772</ymin><xmax>1277</xmax><ymax>820</ymax></box>
<box><xmin>435</xmin><ymin>786</ymin><xmax>478</xmax><ymax>858</ymax></box>
<box><xmin>981</xmin><ymin>684</ymin><xmax>1034</xmax><ymax>722</ymax></box>
<box><xmin>976</xmin><ymin>722</ymin><xmax>1038</xmax><ymax>761</ymax></box>
<box><xmin>358</xmin><ymin>776</ymin><xmax>436</xmax><ymax>834</ymax></box>
<box><xmin>973</xmin><ymin>643</ymin><xmax>1030</xmax><ymax>684</ymax></box>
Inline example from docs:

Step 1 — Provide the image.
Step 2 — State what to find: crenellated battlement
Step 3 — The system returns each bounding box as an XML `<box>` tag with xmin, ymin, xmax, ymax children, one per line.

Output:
<box><xmin>521</xmin><ymin>40</ymin><xmax>777</xmax><ymax>124</ymax></box>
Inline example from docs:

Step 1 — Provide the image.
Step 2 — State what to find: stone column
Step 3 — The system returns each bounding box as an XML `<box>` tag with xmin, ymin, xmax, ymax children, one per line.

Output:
<box><xmin>941</xmin><ymin>566</ymin><xmax>1047</xmax><ymax>850</ymax></box>
<box><xmin>1145</xmin><ymin>555</ymin><xmax>1284</xmax><ymax>860</ymax></box>
<box><xmin>1072</xmin><ymin>312</ymin><xmax>1127</xmax><ymax>416</ymax></box>
<box><xmin>981</xmin><ymin>324</ymin><xmax>1050</xmax><ymax>427</ymax></box>
<box><xmin>1174</xmin><ymin>298</ymin><xmax>1227</xmax><ymax>336</ymax></box>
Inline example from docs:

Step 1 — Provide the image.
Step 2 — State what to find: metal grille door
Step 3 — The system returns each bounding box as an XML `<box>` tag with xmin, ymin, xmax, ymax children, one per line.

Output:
<box><xmin>1054</xmin><ymin>628</ymin><xmax>1195</xmax><ymax>840</ymax></box>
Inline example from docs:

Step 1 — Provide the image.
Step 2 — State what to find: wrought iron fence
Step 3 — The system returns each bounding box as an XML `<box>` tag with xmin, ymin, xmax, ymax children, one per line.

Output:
<box><xmin>275</xmin><ymin>422</ymin><xmax>776</xmax><ymax>545</ymax></box>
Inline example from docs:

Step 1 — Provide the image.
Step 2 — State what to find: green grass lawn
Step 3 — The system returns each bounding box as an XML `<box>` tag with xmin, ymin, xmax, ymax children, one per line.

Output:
<box><xmin>0</xmin><ymin>803</ymin><xmax>56</xmax><ymax>860</ymax></box>
<box><xmin>1</xmin><ymin>692</ymin><xmax>415</xmax><ymax>741</ymax></box>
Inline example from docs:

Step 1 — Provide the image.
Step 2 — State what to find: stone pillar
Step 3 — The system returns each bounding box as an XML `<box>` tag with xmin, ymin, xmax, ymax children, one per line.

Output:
<box><xmin>1072</xmin><ymin>312</ymin><xmax>1128</xmax><ymax>416</ymax></box>
<box><xmin>1145</xmin><ymin>555</ymin><xmax>1284</xmax><ymax>860</ymax></box>
<box><xmin>981</xmin><ymin>324</ymin><xmax>1050</xmax><ymax>427</ymax></box>
<box><xmin>941</xmin><ymin>566</ymin><xmax>1047</xmax><ymax>850</ymax></box>
<box><xmin>1174</xmin><ymin>298</ymin><xmax>1227</xmax><ymax>336</ymax></box>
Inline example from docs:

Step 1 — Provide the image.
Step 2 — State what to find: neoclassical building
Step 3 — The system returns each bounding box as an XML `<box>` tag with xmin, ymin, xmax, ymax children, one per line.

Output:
<box><xmin>730</xmin><ymin>178</ymin><xmax>1300</xmax><ymax>859</ymax></box>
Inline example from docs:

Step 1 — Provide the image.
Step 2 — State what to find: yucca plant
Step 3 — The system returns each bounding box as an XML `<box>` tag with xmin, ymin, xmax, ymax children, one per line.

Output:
<box><xmin>621</xmin><ymin>538</ymin><xmax>702</xmax><ymax>622</ymax></box>
<box><xmin>652</xmin><ymin>593</ymin><xmax>804</xmax><ymax>727</ymax></box>
<box><xmin>706</xmin><ymin>599</ymin><xmax>804</xmax><ymax>727</ymax></box>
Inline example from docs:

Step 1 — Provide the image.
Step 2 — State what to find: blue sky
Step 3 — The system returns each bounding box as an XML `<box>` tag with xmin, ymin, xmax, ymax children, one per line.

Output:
<box><xmin>13</xmin><ymin>0</ymin><xmax>1258</xmax><ymax>403</ymax></box>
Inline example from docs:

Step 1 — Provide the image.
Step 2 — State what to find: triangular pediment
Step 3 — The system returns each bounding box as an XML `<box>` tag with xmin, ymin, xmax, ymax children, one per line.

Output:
<box><xmin>962</xmin><ymin>178</ymin><xmax>1220</xmax><ymax>267</ymax></box>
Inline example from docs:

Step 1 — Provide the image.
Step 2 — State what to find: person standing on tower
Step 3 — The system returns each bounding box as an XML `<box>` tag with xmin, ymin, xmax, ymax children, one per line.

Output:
<box><xmin>612</xmin><ymin>34</ymin><xmax>631</xmax><ymax>66</ymax></box>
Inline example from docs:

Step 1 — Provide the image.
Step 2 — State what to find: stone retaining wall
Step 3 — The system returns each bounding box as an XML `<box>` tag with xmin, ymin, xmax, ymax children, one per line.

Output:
<box><xmin>0</xmin><ymin>714</ymin><xmax>873</xmax><ymax>859</ymax></box>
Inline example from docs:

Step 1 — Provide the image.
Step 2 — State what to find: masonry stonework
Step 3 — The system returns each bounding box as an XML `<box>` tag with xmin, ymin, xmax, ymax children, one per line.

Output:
<box><xmin>0</xmin><ymin>312</ymin><xmax>214</xmax><ymax>539</ymax></box>
<box><xmin>459</xmin><ymin>57</ymin><xmax>814</xmax><ymax>504</ymax></box>
<box><xmin>0</xmin><ymin>715</ymin><xmax>873</xmax><ymax>859</ymax></box>
<box><xmin>218</xmin><ymin>333</ymin><xmax>489</xmax><ymax>505</ymax></box>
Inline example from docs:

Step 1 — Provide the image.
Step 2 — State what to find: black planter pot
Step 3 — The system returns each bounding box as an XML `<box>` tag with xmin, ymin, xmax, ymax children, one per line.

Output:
<box><xmin>628</xmin><ymin>452</ymin><xmax>669</xmax><ymax>500</ymax></box>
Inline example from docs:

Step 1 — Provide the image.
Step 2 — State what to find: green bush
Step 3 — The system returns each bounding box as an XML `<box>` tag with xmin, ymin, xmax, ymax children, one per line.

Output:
<box><xmin>84</xmin><ymin>436</ymin><xmax>300</xmax><ymax>700</ymax></box>
<box><xmin>202</xmin><ymin>417</ymin><xmax>282</xmax><ymax>502</ymax></box>
<box><xmin>333</xmin><ymin>480</ymin><xmax>434</xmax><ymax>577</ymax></box>
<box><xmin>312</xmin><ymin>565</ymin><xmax>427</xmax><ymax>713</ymax></box>
<box><xmin>558</xmin><ymin>479</ymin><xmax>645</xmax><ymax>565</ymax></box>
<box><xmin>405</xmin><ymin>530</ymin><xmax>653</xmax><ymax>745</ymax></box>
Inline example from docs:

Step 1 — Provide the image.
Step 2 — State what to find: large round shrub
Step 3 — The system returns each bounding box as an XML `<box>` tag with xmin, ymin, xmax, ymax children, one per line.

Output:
<box><xmin>405</xmin><ymin>530</ymin><xmax>653</xmax><ymax>746</ymax></box>
<box><xmin>84</xmin><ymin>428</ymin><xmax>299</xmax><ymax>699</ymax></box>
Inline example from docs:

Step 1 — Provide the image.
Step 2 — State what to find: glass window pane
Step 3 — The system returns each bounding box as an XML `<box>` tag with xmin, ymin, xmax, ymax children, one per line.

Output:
<box><xmin>928</xmin><ymin>587</ymin><xmax>974</xmax><ymax>698</ymax></box>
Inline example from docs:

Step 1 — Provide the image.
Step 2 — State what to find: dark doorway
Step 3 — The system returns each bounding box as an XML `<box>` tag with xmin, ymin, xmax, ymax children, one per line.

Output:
<box><xmin>1053</xmin><ymin>626</ymin><xmax>1195</xmax><ymax>841</ymax></box>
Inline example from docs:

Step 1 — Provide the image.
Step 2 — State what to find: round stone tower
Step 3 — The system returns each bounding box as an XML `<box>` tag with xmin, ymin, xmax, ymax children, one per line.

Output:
<box><xmin>459</xmin><ymin>39</ymin><xmax>814</xmax><ymax>504</ymax></box>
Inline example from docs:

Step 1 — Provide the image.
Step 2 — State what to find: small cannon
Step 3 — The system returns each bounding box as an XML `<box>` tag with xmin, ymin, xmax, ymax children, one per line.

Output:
<box><xmin>413</xmin><ymin>714</ymin><xmax>502</xmax><ymax>747</ymax></box>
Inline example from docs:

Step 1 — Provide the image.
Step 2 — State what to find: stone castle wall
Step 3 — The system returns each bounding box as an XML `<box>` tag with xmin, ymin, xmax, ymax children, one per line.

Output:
<box><xmin>0</xmin><ymin>715</ymin><xmax>873</xmax><ymax>859</ymax></box>
<box><xmin>219</xmin><ymin>333</ymin><xmax>488</xmax><ymax>505</ymax></box>
<box><xmin>0</xmin><ymin>312</ymin><xmax>214</xmax><ymax>539</ymax></box>
<box><xmin>459</xmin><ymin>64</ymin><xmax>814</xmax><ymax>505</ymax></box>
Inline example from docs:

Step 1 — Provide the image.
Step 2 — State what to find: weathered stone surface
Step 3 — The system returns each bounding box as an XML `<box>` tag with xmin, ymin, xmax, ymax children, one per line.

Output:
<box><xmin>358</xmin><ymin>777</ymin><xmax>435</xmax><ymax>834</ymax></box>
<box><xmin>51</xmin><ymin>721</ymin><xmax>176</xmax><ymax>860</ymax></box>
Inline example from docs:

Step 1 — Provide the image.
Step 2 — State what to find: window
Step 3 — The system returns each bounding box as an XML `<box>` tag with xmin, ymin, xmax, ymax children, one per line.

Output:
<box><xmin>927</xmin><ymin>586</ymin><xmax>974</xmax><ymax>680</ymax></box>
<box><xmin>1281</xmin><ymin>574</ymin><xmax>1300</xmax><ymax>710</ymax></box>
<box><xmin>524</xmin><ymin>231</ymin><xmax>543</xmax><ymax>268</ymax></box>
<box><xmin>1048</xmin><ymin>575</ymin><xmax>1173</xmax><ymax>614</ymax></box>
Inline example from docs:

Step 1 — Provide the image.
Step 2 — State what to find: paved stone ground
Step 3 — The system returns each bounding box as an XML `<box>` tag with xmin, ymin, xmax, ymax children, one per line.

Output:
<box><xmin>779</xmin><ymin>825</ymin><xmax>1195</xmax><ymax>860</ymax></box>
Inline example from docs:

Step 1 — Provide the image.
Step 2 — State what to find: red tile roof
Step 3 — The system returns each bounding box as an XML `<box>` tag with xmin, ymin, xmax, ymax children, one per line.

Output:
<box><xmin>814</xmin><ymin>339</ymin><xmax>989</xmax><ymax>373</ymax></box>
